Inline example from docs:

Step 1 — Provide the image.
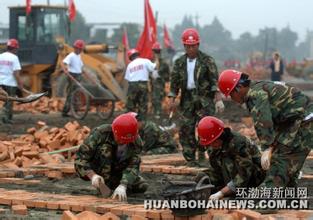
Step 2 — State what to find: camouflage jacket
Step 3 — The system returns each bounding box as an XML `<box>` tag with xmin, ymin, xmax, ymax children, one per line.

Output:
<box><xmin>170</xmin><ymin>50</ymin><xmax>218</xmax><ymax>106</ymax></box>
<box><xmin>154</xmin><ymin>58</ymin><xmax>170</xmax><ymax>85</ymax></box>
<box><xmin>74</xmin><ymin>124</ymin><xmax>143</xmax><ymax>186</ymax></box>
<box><xmin>139</xmin><ymin>120</ymin><xmax>176</xmax><ymax>153</ymax></box>
<box><xmin>209</xmin><ymin>131</ymin><xmax>263</xmax><ymax>189</ymax></box>
<box><xmin>245</xmin><ymin>81</ymin><xmax>310</xmax><ymax>150</ymax></box>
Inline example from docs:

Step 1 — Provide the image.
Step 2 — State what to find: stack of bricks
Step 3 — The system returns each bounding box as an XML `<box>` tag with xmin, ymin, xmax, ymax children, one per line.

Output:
<box><xmin>0</xmin><ymin>121</ymin><xmax>90</xmax><ymax>169</ymax></box>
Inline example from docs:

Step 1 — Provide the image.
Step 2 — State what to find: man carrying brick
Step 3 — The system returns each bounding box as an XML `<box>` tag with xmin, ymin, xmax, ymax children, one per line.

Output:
<box><xmin>74</xmin><ymin>112</ymin><xmax>148</xmax><ymax>202</ymax></box>
<box><xmin>195</xmin><ymin>116</ymin><xmax>265</xmax><ymax>200</ymax></box>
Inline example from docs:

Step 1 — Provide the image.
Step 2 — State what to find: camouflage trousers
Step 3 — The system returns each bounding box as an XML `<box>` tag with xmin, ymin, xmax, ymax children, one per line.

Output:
<box><xmin>144</xmin><ymin>143</ymin><xmax>178</xmax><ymax>155</ymax></box>
<box><xmin>260</xmin><ymin>120</ymin><xmax>313</xmax><ymax>188</ymax></box>
<box><xmin>105</xmin><ymin>172</ymin><xmax>148</xmax><ymax>193</ymax></box>
<box><xmin>126</xmin><ymin>82</ymin><xmax>148</xmax><ymax>120</ymax></box>
<box><xmin>0</xmin><ymin>85</ymin><xmax>17</xmax><ymax>123</ymax></box>
<box><xmin>62</xmin><ymin>73</ymin><xmax>82</xmax><ymax>114</ymax></box>
<box><xmin>179</xmin><ymin>95</ymin><xmax>215</xmax><ymax>163</ymax></box>
<box><xmin>151</xmin><ymin>79</ymin><xmax>165</xmax><ymax>115</ymax></box>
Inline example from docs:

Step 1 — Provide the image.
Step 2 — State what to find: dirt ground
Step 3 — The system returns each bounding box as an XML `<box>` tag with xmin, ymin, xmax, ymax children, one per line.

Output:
<box><xmin>0</xmin><ymin>101</ymin><xmax>312</xmax><ymax>218</ymax></box>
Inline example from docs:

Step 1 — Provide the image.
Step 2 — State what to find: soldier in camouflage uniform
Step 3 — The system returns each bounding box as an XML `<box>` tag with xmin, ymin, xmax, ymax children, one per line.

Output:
<box><xmin>169</xmin><ymin>28</ymin><xmax>225</xmax><ymax>166</ymax></box>
<box><xmin>136</xmin><ymin>114</ymin><xmax>178</xmax><ymax>155</ymax></box>
<box><xmin>124</xmin><ymin>49</ymin><xmax>158</xmax><ymax>120</ymax></box>
<box><xmin>151</xmin><ymin>42</ymin><xmax>170</xmax><ymax>118</ymax></box>
<box><xmin>218</xmin><ymin>69</ymin><xmax>313</xmax><ymax>188</ymax></box>
<box><xmin>195</xmin><ymin>116</ymin><xmax>265</xmax><ymax>200</ymax></box>
<box><xmin>75</xmin><ymin>113</ymin><xmax>148</xmax><ymax>201</ymax></box>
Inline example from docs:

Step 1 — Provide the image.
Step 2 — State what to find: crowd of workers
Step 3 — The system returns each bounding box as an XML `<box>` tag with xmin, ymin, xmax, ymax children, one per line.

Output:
<box><xmin>0</xmin><ymin>27</ymin><xmax>312</xmax><ymax>204</ymax></box>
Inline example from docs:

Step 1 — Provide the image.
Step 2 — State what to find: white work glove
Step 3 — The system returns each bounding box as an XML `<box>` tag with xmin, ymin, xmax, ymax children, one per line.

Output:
<box><xmin>209</xmin><ymin>191</ymin><xmax>224</xmax><ymax>200</ymax></box>
<box><xmin>151</xmin><ymin>70</ymin><xmax>159</xmax><ymax>79</ymax></box>
<box><xmin>261</xmin><ymin>148</ymin><xmax>272</xmax><ymax>170</ymax></box>
<box><xmin>112</xmin><ymin>184</ymin><xmax>127</xmax><ymax>202</ymax></box>
<box><xmin>215</xmin><ymin>100</ymin><xmax>225</xmax><ymax>113</ymax></box>
<box><xmin>91</xmin><ymin>174</ymin><xmax>104</xmax><ymax>188</ymax></box>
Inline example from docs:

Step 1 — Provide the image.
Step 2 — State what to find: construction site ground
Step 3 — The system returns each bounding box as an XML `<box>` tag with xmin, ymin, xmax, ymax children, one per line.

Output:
<box><xmin>0</xmin><ymin>80</ymin><xmax>313</xmax><ymax>219</ymax></box>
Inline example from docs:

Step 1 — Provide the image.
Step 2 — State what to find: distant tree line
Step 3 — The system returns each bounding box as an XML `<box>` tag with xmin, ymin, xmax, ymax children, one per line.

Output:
<box><xmin>70</xmin><ymin>11</ymin><xmax>312</xmax><ymax>65</ymax></box>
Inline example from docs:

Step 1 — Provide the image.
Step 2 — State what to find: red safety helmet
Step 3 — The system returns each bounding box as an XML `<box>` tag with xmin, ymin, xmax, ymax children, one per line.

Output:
<box><xmin>112</xmin><ymin>112</ymin><xmax>139</xmax><ymax>144</ymax></box>
<box><xmin>7</xmin><ymin>39</ymin><xmax>19</xmax><ymax>49</ymax></box>
<box><xmin>152</xmin><ymin>42</ymin><xmax>161</xmax><ymax>51</ymax></box>
<box><xmin>218</xmin><ymin>69</ymin><xmax>242</xmax><ymax>97</ymax></box>
<box><xmin>127</xmin><ymin>48</ymin><xmax>139</xmax><ymax>59</ymax></box>
<box><xmin>73</xmin><ymin>39</ymin><xmax>85</xmax><ymax>49</ymax></box>
<box><xmin>181</xmin><ymin>28</ymin><xmax>200</xmax><ymax>45</ymax></box>
<box><xmin>197</xmin><ymin>116</ymin><xmax>224</xmax><ymax>146</ymax></box>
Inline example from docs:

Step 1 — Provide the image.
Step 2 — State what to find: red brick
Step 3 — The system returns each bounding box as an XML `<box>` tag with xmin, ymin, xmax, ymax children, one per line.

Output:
<box><xmin>232</xmin><ymin>210</ymin><xmax>261</xmax><ymax>219</ymax></box>
<box><xmin>33</xmin><ymin>200</ymin><xmax>47</xmax><ymax>208</ymax></box>
<box><xmin>131</xmin><ymin>215</ymin><xmax>147</xmax><ymax>220</ymax></box>
<box><xmin>47</xmin><ymin>170</ymin><xmax>63</xmax><ymax>180</ymax></box>
<box><xmin>46</xmin><ymin>201</ymin><xmax>60</xmax><ymax>210</ymax></box>
<box><xmin>76</xmin><ymin>211</ymin><xmax>100</xmax><ymax>219</ymax></box>
<box><xmin>99</xmin><ymin>212</ymin><xmax>120</xmax><ymax>220</ymax></box>
<box><xmin>62</xmin><ymin>210</ymin><xmax>79</xmax><ymax>220</ymax></box>
<box><xmin>11</xmin><ymin>204</ymin><xmax>28</xmax><ymax>215</ymax></box>
<box><xmin>70</xmin><ymin>203</ymin><xmax>84</xmax><ymax>212</ymax></box>
<box><xmin>22</xmin><ymin>150</ymin><xmax>39</xmax><ymax>159</ymax></box>
<box><xmin>146</xmin><ymin>210</ymin><xmax>161</xmax><ymax>219</ymax></box>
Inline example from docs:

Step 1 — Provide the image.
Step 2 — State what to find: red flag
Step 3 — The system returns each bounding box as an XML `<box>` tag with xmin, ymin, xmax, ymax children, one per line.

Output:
<box><xmin>68</xmin><ymin>0</ymin><xmax>76</xmax><ymax>22</ymax></box>
<box><xmin>136</xmin><ymin>0</ymin><xmax>157</xmax><ymax>59</ymax></box>
<box><xmin>122</xmin><ymin>27</ymin><xmax>130</xmax><ymax>64</ymax></box>
<box><xmin>163</xmin><ymin>24</ymin><xmax>175</xmax><ymax>50</ymax></box>
<box><xmin>122</xmin><ymin>27</ymin><xmax>129</xmax><ymax>50</ymax></box>
<box><xmin>26</xmin><ymin>0</ymin><xmax>31</xmax><ymax>15</ymax></box>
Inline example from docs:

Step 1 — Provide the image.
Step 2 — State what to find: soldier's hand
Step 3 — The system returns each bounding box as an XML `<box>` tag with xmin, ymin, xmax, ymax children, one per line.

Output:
<box><xmin>112</xmin><ymin>184</ymin><xmax>127</xmax><ymax>202</ymax></box>
<box><xmin>209</xmin><ymin>191</ymin><xmax>224</xmax><ymax>200</ymax></box>
<box><xmin>215</xmin><ymin>100</ymin><xmax>225</xmax><ymax>113</ymax></box>
<box><xmin>261</xmin><ymin>147</ymin><xmax>273</xmax><ymax>170</ymax></box>
<box><xmin>91</xmin><ymin>174</ymin><xmax>105</xmax><ymax>188</ymax></box>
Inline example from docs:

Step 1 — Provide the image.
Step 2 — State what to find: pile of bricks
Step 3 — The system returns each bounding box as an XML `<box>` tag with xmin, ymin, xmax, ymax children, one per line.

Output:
<box><xmin>0</xmin><ymin>121</ymin><xmax>90</xmax><ymax>169</ymax></box>
<box><xmin>12</xmin><ymin>97</ymin><xmax>65</xmax><ymax>114</ymax></box>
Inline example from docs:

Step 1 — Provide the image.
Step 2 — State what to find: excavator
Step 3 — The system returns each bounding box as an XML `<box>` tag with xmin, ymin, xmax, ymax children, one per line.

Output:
<box><xmin>0</xmin><ymin>4</ymin><xmax>127</xmax><ymax>104</ymax></box>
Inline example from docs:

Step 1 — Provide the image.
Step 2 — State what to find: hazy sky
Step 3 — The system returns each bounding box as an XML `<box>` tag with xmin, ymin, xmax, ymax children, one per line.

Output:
<box><xmin>1</xmin><ymin>0</ymin><xmax>312</xmax><ymax>41</ymax></box>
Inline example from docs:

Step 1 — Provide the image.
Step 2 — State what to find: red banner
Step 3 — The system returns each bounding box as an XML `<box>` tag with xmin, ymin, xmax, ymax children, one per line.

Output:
<box><xmin>68</xmin><ymin>0</ymin><xmax>76</xmax><ymax>22</ymax></box>
<box><xmin>26</xmin><ymin>0</ymin><xmax>31</xmax><ymax>15</ymax></box>
<box><xmin>136</xmin><ymin>0</ymin><xmax>157</xmax><ymax>59</ymax></box>
<box><xmin>163</xmin><ymin>24</ymin><xmax>175</xmax><ymax>50</ymax></box>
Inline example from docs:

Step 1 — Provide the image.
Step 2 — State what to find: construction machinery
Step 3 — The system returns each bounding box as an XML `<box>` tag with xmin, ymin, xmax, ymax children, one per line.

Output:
<box><xmin>1</xmin><ymin>4</ymin><xmax>126</xmax><ymax>103</ymax></box>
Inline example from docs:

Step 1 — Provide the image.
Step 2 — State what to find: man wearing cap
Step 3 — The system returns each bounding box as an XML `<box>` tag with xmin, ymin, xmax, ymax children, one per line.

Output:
<box><xmin>0</xmin><ymin>39</ymin><xmax>29</xmax><ymax>123</ymax></box>
<box><xmin>169</xmin><ymin>28</ymin><xmax>225</xmax><ymax>166</ymax></box>
<box><xmin>124</xmin><ymin>49</ymin><xmax>158</xmax><ymax>120</ymax></box>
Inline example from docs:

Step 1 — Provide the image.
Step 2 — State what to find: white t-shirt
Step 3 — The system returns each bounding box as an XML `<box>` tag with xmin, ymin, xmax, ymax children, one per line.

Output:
<box><xmin>63</xmin><ymin>52</ymin><xmax>84</xmax><ymax>74</ymax></box>
<box><xmin>187</xmin><ymin>58</ymin><xmax>196</xmax><ymax>89</ymax></box>
<box><xmin>124</xmin><ymin>58</ymin><xmax>156</xmax><ymax>82</ymax></box>
<box><xmin>0</xmin><ymin>52</ymin><xmax>21</xmax><ymax>87</ymax></box>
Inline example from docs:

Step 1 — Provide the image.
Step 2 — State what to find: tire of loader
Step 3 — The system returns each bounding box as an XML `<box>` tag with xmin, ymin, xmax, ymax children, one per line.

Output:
<box><xmin>96</xmin><ymin>100</ymin><xmax>115</xmax><ymax>120</ymax></box>
<box><xmin>70</xmin><ymin>88</ymin><xmax>90</xmax><ymax>120</ymax></box>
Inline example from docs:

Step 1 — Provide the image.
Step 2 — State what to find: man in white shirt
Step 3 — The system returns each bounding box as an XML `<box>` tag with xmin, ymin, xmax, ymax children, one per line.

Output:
<box><xmin>124</xmin><ymin>49</ymin><xmax>158</xmax><ymax>120</ymax></box>
<box><xmin>0</xmin><ymin>39</ymin><xmax>28</xmax><ymax>124</ymax></box>
<box><xmin>61</xmin><ymin>39</ymin><xmax>86</xmax><ymax>117</ymax></box>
